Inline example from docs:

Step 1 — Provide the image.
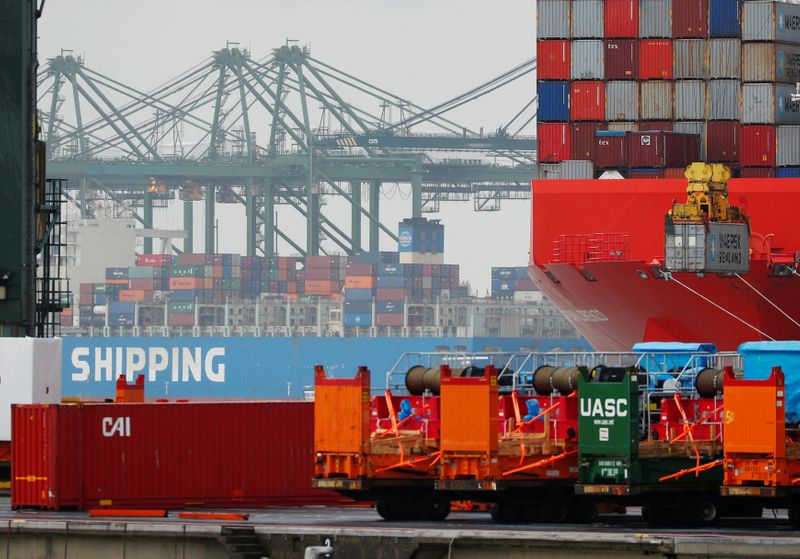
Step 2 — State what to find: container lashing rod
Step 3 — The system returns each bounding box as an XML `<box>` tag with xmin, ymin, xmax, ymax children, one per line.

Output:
<box><xmin>670</xmin><ymin>394</ymin><xmax>703</xmax><ymax>471</ymax></box>
<box><xmin>377</xmin><ymin>401</ymin><xmax>433</xmax><ymax>439</ymax></box>
<box><xmin>512</xmin><ymin>400</ymin><xmax>561</xmax><ymax>435</ymax></box>
<box><xmin>501</xmin><ymin>449</ymin><xmax>577</xmax><ymax>477</ymax></box>
<box><xmin>658</xmin><ymin>459</ymin><xmax>722</xmax><ymax>482</ymax></box>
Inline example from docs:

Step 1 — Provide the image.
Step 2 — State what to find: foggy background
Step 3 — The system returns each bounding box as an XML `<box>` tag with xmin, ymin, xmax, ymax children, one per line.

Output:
<box><xmin>39</xmin><ymin>0</ymin><xmax>536</xmax><ymax>294</ymax></box>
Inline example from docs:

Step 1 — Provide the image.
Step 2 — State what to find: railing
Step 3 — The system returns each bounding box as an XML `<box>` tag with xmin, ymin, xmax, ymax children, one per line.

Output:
<box><xmin>552</xmin><ymin>233</ymin><xmax>630</xmax><ymax>264</ymax></box>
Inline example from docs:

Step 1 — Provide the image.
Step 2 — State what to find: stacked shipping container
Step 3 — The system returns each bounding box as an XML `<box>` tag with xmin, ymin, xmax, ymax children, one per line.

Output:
<box><xmin>491</xmin><ymin>267</ymin><xmax>543</xmax><ymax>302</ymax></box>
<box><xmin>536</xmin><ymin>0</ymin><xmax>800</xmax><ymax>176</ymax></box>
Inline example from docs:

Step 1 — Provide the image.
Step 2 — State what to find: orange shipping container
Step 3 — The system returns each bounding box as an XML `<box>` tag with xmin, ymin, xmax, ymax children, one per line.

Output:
<box><xmin>203</xmin><ymin>277</ymin><xmax>214</xmax><ymax>289</ymax></box>
<box><xmin>345</xmin><ymin>276</ymin><xmax>374</xmax><ymax>289</ymax></box>
<box><xmin>304</xmin><ymin>280</ymin><xmax>341</xmax><ymax>294</ymax></box>
<box><xmin>169</xmin><ymin>277</ymin><xmax>203</xmax><ymax>290</ymax></box>
<box><xmin>105</xmin><ymin>279</ymin><xmax>128</xmax><ymax>286</ymax></box>
<box><xmin>118</xmin><ymin>289</ymin><xmax>147</xmax><ymax>303</ymax></box>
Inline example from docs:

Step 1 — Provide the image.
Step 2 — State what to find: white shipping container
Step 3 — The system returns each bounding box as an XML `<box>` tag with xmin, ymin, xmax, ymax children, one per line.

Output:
<box><xmin>538</xmin><ymin>0</ymin><xmax>571</xmax><ymax>39</ymax></box>
<box><xmin>640</xmin><ymin>81</ymin><xmax>674</xmax><ymax>120</ymax></box>
<box><xmin>571</xmin><ymin>0</ymin><xmax>604</xmax><ymax>38</ymax></box>
<box><xmin>777</xmin><ymin>125</ymin><xmax>800</xmax><ymax>166</ymax></box>
<box><xmin>675</xmin><ymin>81</ymin><xmax>707</xmax><ymax>120</ymax></box>
<box><xmin>539</xmin><ymin>163</ymin><xmax>562</xmax><ymax>180</ymax></box>
<box><xmin>673</xmin><ymin>40</ymin><xmax>707</xmax><ymax>80</ymax></box>
<box><xmin>665</xmin><ymin>221</ymin><xmax>750</xmax><ymax>274</ymax></box>
<box><xmin>743</xmin><ymin>1</ymin><xmax>800</xmax><ymax>43</ymax></box>
<box><xmin>674</xmin><ymin>121</ymin><xmax>707</xmax><ymax>159</ymax></box>
<box><xmin>605</xmin><ymin>81</ymin><xmax>639</xmax><ymax>121</ymax></box>
<box><xmin>608</xmin><ymin>121</ymin><xmax>637</xmax><ymax>132</ymax></box>
<box><xmin>571</xmin><ymin>40</ymin><xmax>604</xmax><ymax>79</ymax></box>
<box><xmin>743</xmin><ymin>83</ymin><xmax>800</xmax><ymax>125</ymax></box>
<box><xmin>742</xmin><ymin>43</ymin><xmax>800</xmax><ymax>84</ymax></box>
<box><xmin>708</xmin><ymin>39</ymin><xmax>741</xmax><ymax>79</ymax></box>
<box><xmin>0</xmin><ymin>338</ymin><xmax>62</xmax><ymax>441</ymax></box>
<box><xmin>639</xmin><ymin>0</ymin><xmax>672</xmax><ymax>38</ymax></box>
<box><xmin>707</xmin><ymin>80</ymin><xmax>741</xmax><ymax>120</ymax></box>
<box><xmin>560</xmin><ymin>159</ymin><xmax>595</xmax><ymax>179</ymax></box>
<box><xmin>514</xmin><ymin>291</ymin><xmax>544</xmax><ymax>303</ymax></box>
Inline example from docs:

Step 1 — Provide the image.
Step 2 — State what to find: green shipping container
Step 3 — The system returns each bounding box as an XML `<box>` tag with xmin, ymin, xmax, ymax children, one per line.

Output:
<box><xmin>92</xmin><ymin>284</ymin><xmax>107</xmax><ymax>294</ymax></box>
<box><xmin>169</xmin><ymin>301</ymin><xmax>196</xmax><ymax>314</ymax></box>
<box><xmin>169</xmin><ymin>265</ymin><xmax>204</xmax><ymax>278</ymax></box>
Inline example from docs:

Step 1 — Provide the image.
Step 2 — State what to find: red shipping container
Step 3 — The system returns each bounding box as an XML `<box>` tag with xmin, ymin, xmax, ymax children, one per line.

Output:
<box><xmin>706</xmin><ymin>121</ymin><xmax>740</xmax><ymax>163</ymax></box>
<box><xmin>11</xmin><ymin>401</ymin><xmax>338</xmax><ymax>510</ymax></box>
<box><xmin>740</xmin><ymin>168</ymin><xmax>776</xmax><ymax>178</ymax></box>
<box><xmin>604</xmin><ymin>0</ymin><xmax>639</xmax><ymax>37</ymax></box>
<box><xmin>346</xmin><ymin>263</ymin><xmax>375</xmax><ymax>276</ymax></box>
<box><xmin>571</xmin><ymin>122</ymin><xmax>604</xmax><ymax>161</ymax></box>
<box><xmin>537</xmin><ymin>123</ymin><xmax>570</xmax><ymax>162</ymax></box>
<box><xmin>639</xmin><ymin>39</ymin><xmax>673</xmax><ymax>79</ymax></box>
<box><xmin>129</xmin><ymin>278</ymin><xmax>156</xmax><ymax>290</ymax></box>
<box><xmin>604</xmin><ymin>39</ymin><xmax>638</xmax><ymax>79</ymax></box>
<box><xmin>537</xmin><ymin>40</ymin><xmax>570</xmax><ymax>80</ymax></box>
<box><xmin>376</xmin><ymin>313</ymin><xmax>404</xmax><ymax>327</ymax></box>
<box><xmin>664</xmin><ymin>167</ymin><xmax>688</xmax><ymax>178</ymax></box>
<box><xmin>305</xmin><ymin>267</ymin><xmax>335</xmax><ymax>280</ymax></box>
<box><xmin>570</xmin><ymin>82</ymin><xmax>605</xmax><ymax>121</ymax></box>
<box><xmin>118</xmin><ymin>289</ymin><xmax>150</xmax><ymax>303</ymax></box>
<box><xmin>176</xmin><ymin>253</ymin><xmax>206</xmax><ymax>266</ymax></box>
<box><xmin>377</xmin><ymin>287</ymin><xmax>406</xmax><ymax>300</ymax></box>
<box><xmin>741</xmin><ymin>126</ymin><xmax>776</xmax><ymax>168</ymax></box>
<box><xmin>595</xmin><ymin>132</ymin><xmax>628</xmax><ymax>168</ymax></box>
<box><xmin>627</xmin><ymin>131</ymin><xmax>700</xmax><ymax>167</ymax></box>
<box><xmin>672</xmin><ymin>0</ymin><xmax>708</xmax><ymax>38</ymax></box>
<box><xmin>169</xmin><ymin>277</ymin><xmax>202</xmax><ymax>290</ymax></box>
<box><xmin>304</xmin><ymin>280</ymin><xmax>341</xmax><ymax>294</ymax></box>
<box><xmin>305</xmin><ymin>256</ymin><xmax>336</xmax><ymax>269</ymax></box>
<box><xmin>136</xmin><ymin>254</ymin><xmax>174</xmax><ymax>267</ymax></box>
<box><xmin>638</xmin><ymin>121</ymin><xmax>674</xmax><ymax>131</ymax></box>
<box><xmin>168</xmin><ymin>314</ymin><xmax>194</xmax><ymax>326</ymax></box>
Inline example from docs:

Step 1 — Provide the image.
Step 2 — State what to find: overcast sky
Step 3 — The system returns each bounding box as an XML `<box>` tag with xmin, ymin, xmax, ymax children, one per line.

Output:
<box><xmin>39</xmin><ymin>1</ymin><xmax>536</xmax><ymax>293</ymax></box>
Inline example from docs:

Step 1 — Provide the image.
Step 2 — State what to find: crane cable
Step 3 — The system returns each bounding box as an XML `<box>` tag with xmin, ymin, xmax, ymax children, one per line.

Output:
<box><xmin>734</xmin><ymin>273</ymin><xmax>800</xmax><ymax>329</ymax></box>
<box><xmin>662</xmin><ymin>273</ymin><xmax>775</xmax><ymax>341</ymax></box>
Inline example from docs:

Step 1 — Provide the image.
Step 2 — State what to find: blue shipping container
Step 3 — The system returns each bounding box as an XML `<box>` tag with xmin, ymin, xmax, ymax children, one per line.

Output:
<box><xmin>492</xmin><ymin>278</ymin><xmax>515</xmax><ymax>293</ymax></box>
<box><xmin>378</xmin><ymin>263</ymin><xmax>405</xmax><ymax>276</ymax></box>
<box><xmin>93</xmin><ymin>294</ymin><xmax>107</xmax><ymax>305</ymax></box>
<box><xmin>345</xmin><ymin>288</ymin><xmax>373</xmax><ymax>300</ymax></box>
<box><xmin>106</xmin><ymin>267</ymin><xmax>129</xmax><ymax>279</ymax></box>
<box><xmin>170</xmin><ymin>290</ymin><xmax>199</xmax><ymax>302</ymax></box>
<box><xmin>377</xmin><ymin>300</ymin><xmax>404</xmax><ymax>314</ymax></box>
<box><xmin>108</xmin><ymin>314</ymin><xmax>135</xmax><ymax>326</ymax></box>
<box><xmin>492</xmin><ymin>267</ymin><xmax>516</xmax><ymax>279</ymax></box>
<box><xmin>343</xmin><ymin>313</ymin><xmax>372</xmax><ymax>327</ymax></box>
<box><xmin>740</xmin><ymin>341</ymin><xmax>800</xmax><ymax>422</ymax></box>
<box><xmin>777</xmin><ymin>167</ymin><xmax>800</xmax><ymax>178</ymax></box>
<box><xmin>344</xmin><ymin>300</ymin><xmax>372</xmax><ymax>313</ymax></box>
<box><xmin>109</xmin><ymin>301</ymin><xmax>135</xmax><ymax>314</ymax></box>
<box><xmin>537</xmin><ymin>81</ymin><xmax>570</xmax><ymax>122</ymax></box>
<box><xmin>377</xmin><ymin>275</ymin><xmax>405</xmax><ymax>288</ymax></box>
<box><xmin>709</xmin><ymin>0</ymin><xmax>742</xmax><ymax>38</ymax></box>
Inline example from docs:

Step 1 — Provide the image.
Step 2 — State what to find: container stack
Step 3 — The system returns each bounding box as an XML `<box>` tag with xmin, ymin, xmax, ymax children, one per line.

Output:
<box><xmin>343</xmin><ymin>261</ymin><xmax>376</xmax><ymax>327</ymax></box>
<box><xmin>491</xmin><ymin>267</ymin><xmax>543</xmax><ymax>302</ymax></box>
<box><xmin>303</xmin><ymin>256</ymin><xmax>347</xmax><ymax>297</ymax></box>
<box><xmin>536</xmin><ymin>0</ymin><xmax>800</xmax><ymax>177</ymax></box>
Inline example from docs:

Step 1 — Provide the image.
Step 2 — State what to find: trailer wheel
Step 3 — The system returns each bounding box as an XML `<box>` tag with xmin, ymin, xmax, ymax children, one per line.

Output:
<box><xmin>428</xmin><ymin>495</ymin><xmax>451</xmax><ymax>521</ymax></box>
<box><xmin>691</xmin><ymin>497</ymin><xmax>718</xmax><ymax>527</ymax></box>
<box><xmin>490</xmin><ymin>502</ymin><xmax>506</xmax><ymax>523</ymax></box>
<box><xmin>566</xmin><ymin>499</ymin><xmax>598</xmax><ymax>524</ymax></box>
<box><xmin>789</xmin><ymin>505</ymin><xmax>800</xmax><ymax>528</ymax></box>
<box><xmin>376</xmin><ymin>499</ymin><xmax>397</xmax><ymax>521</ymax></box>
<box><xmin>376</xmin><ymin>498</ymin><xmax>413</xmax><ymax>521</ymax></box>
<box><xmin>539</xmin><ymin>501</ymin><xmax>568</xmax><ymax>523</ymax></box>
<box><xmin>490</xmin><ymin>502</ymin><xmax>527</xmax><ymax>524</ymax></box>
<box><xmin>642</xmin><ymin>505</ymin><xmax>670</xmax><ymax>526</ymax></box>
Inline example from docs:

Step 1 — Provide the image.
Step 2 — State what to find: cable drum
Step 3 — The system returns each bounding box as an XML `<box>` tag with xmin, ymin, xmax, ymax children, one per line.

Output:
<box><xmin>532</xmin><ymin>365</ymin><xmax>557</xmax><ymax>395</ymax></box>
<box><xmin>532</xmin><ymin>366</ymin><xmax>581</xmax><ymax>395</ymax></box>
<box><xmin>405</xmin><ymin>365</ymin><xmax>428</xmax><ymax>395</ymax></box>
<box><xmin>695</xmin><ymin>367</ymin><xmax>724</xmax><ymax>398</ymax></box>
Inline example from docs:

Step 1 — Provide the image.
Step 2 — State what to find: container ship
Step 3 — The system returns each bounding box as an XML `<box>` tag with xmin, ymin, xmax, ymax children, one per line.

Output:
<box><xmin>531</xmin><ymin>0</ymin><xmax>800</xmax><ymax>349</ymax></box>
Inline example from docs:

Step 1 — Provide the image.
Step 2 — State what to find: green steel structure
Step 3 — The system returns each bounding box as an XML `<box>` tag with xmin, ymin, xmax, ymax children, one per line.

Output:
<box><xmin>38</xmin><ymin>45</ymin><xmax>538</xmax><ymax>257</ymax></box>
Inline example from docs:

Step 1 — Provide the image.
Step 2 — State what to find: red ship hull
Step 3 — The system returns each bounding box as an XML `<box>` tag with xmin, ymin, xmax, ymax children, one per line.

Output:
<box><xmin>529</xmin><ymin>178</ymin><xmax>800</xmax><ymax>351</ymax></box>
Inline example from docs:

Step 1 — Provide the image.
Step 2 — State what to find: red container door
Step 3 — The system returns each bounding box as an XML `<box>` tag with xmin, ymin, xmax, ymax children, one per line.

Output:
<box><xmin>538</xmin><ymin>123</ymin><xmax>570</xmax><ymax>162</ymax></box>
<box><xmin>570</xmin><ymin>81</ymin><xmax>605</xmax><ymax>121</ymax></box>
<box><xmin>571</xmin><ymin>122</ymin><xmax>604</xmax><ymax>160</ymax></box>
<box><xmin>706</xmin><ymin>121</ymin><xmax>739</xmax><ymax>162</ymax></box>
<box><xmin>604</xmin><ymin>39</ymin><xmax>638</xmax><ymax>79</ymax></box>
<box><xmin>741</xmin><ymin>126</ymin><xmax>776</xmax><ymax>167</ymax></box>
<box><xmin>672</xmin><ymin>0</ymin><xmax>709</xmax><ymax>38</ymax></box>
<box><xmin>639</xmin><ymin>39</ymin><xmax>673</xmax><ymax>79</ymax></box>
<box><xmin>663</xmin><ymin>133</ymin><xmax>700</xmax><ymax>167</ymax></box>
<box><xmin>740</xmin><ymin>168</ymin><xmax>776</xmax><ymax>178</ymax></box>
<box><xmin>604</xmin><ymin>0</ymin><xmax>639</xmax><ymax>38</ymax></box>
<box><xmin>538</xmin><ymin>40</ymin><xmax>570</xmax><ymax>80</ymax></box>
<box><xmin>637</xmin><ymin>121</ymin><xmax>674</xmax><ymax>131</ymax></box>
<box><xmin>595</xmin><ymin>133</ymin><xmax>628</xmax><ymax>168</ymax></box>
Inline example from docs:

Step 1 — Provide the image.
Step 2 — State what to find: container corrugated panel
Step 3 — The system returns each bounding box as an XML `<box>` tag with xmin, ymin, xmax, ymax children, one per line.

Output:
<box><xmin>675</xmin><ymin>81</ymin><xmax>707</xmax><ymax>120</ymax></box>
<box><xmin>572</xmin><ymin>0</ymin><xmax>604</xmax><ymax>38</ymax></box>
<box><xmin>673</xmin><ymin>39</ymin><xmax>707</xmax><ymax>79</ymax></box>
<box><xmin>708</xmin><ymin>39</ymin><xmax>740</xmax><ymax>79</ymax></box>
<box><xmin>638</xmin><ymin>121</ymin><xmax>673</xmax><ymax>131</ymax></box>
<box><xmin>538</xmin><ymin>40</ymin><xmax>571</xmax><ymax>80</ymax></box>
<box><xmin>740</xmin><ymin>168</ymin><xmax>776</xmax><ymax>178</ymax></box>
<box><xmin>707</xmin><ymin>80</ymin><xmax>741</xmax><ymax>120</ymax></box>
<box><xmin>571</xmin><ymin>81</ymin><xmax>605</xmax><ymax>121</ymax></box>
<box><xmin>743</xmin><ymin>1</ymin><xmax>800</xmax><ymax>43</ymax></box>
<box><xmin>537</xmin><ymin>122</ymin><xmax>570</xmax><ymax>162</ymax></box>
<box><xmin>538</xmin><ymin>0</ymin><xmax>571</xmax><ymax>38</ymax></box>
<box><xmin>777</xmin><ymin>167</ymin><xmax>800</xmax><ymax>178</ymax></box>
<box><xmin>709</xmin><ymin>0</ymin><xmax>742</xmax><ymax>38</ymax></box>
<box><xmin>538</xmin><ymin>81</ymin><xmax>570</xmax><ymax>121</ymax></box>
<box><xmin>741</xmin><ymin>125</ymin><xmax>776</xmax><ymax>167</ymax></box>
<box><xmin>640</xmin><ymin>39</ymin><xmax>673</xmax><ymax>79</ymax></box>
<box><xmin>604</xmin><ymin>39</ymin><xmax>638</xmax><ymax>79</ymax></box>
<box><xmin>570</xmin><ymin>122</ymin><xmax>605</xmax><ymax>160</ymax></box>
<box><xmin>13</xmin><ymin>401</ymin><xmax>340</xmax><ymax>510</ymax></box>
<box><xmin>673</xmin><ymin>0</ymin><xmax>709</xmax><ymax>38</ymax></box>
<box><xmin>640</xmin><ymin>81</ymin><xmax>674</xmax><ymax>120</ymax></box>
<box><xmin>639</xmin><ymin>0</ymin><xmax>672</xmax><ymax>37</ymax></box>
<box><xmin>560</xmin><ymin>160</ymin><xmax>595</xmax><ymax>179</ymax></box>
<box><xmin>674</xmin><ymin>121</ymin><xmax>707</xmax><ymax>158</ymax></box>
<box><xmin>608</xmin><ymin>121</ymin><xmax>637</xmax><ymax>132</ymax></box>
<box><xmin>742</xmin><ymin>43</ymin><xmax>800</xmax><ymax>85</ymax></box>
<box><xmin>595</xmin><ymin>131</ymin><xmax>628</xmax><ymax>167</ymax></box>
<box><xmin>571</xmin><ymin>40</ymin><xmax>604</xmax><ymax>79</ymax></box>
<box><xmin>628</xmin><ymin>131</ymin><xmax>700</xmax><ymax>167</ymax></box>
<box><xmin>742</xmin><ymin>83</ymin><xmax>800</xmax><ymax>125</ymax></box>
<box><xmin>706</xmin><ymin>120</ymin><xmax>740</xmax><ymax>162</ymax></box>
<box><xmin>605</xmin><ymin>81</ymin><xmax>639</xmax><ymax>121</ymax></box>
<box><xmin>777</xmin><ymin>125</ymin><xmax>800</xmax><ymax>167</ymax></box>
<box><xmin>605</xmin><ymin>0</ymin><xmax>639</xmax><ymax>37</ymax></box>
